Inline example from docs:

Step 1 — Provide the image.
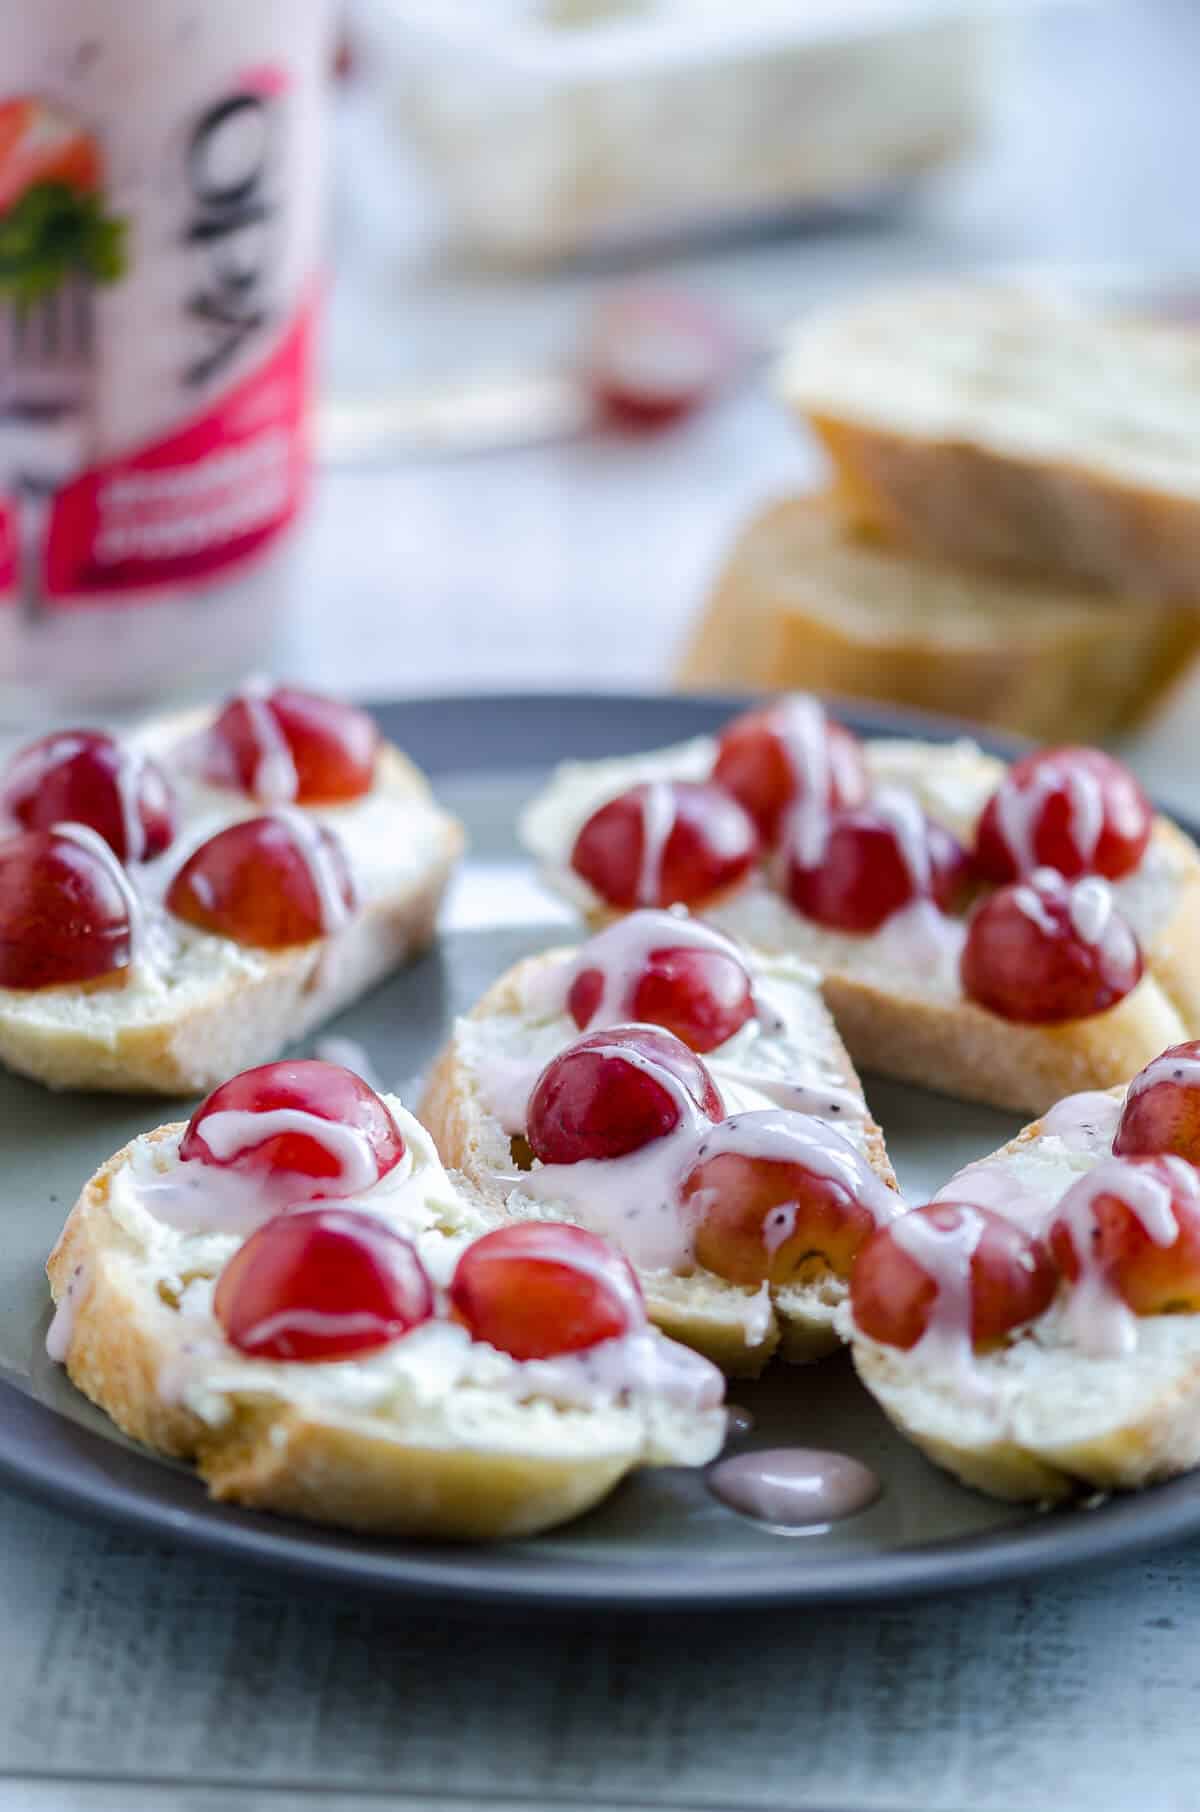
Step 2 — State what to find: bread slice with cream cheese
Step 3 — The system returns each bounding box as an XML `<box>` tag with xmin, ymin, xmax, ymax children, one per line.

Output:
<box><xmin>421</xmin><ymin>925</ymin><xmax>899</xmax><ymax>1377</ymax></box>
<box><xmin>46</xmin><ymin>1096</ymin><xmax>726</xmax><ymax>1541</ymax></box>
<box><xmin>849</xmin><ymin>1085</ymin><xmax>1200</xmax><ymax>1502</ymax></box>
<box><xmin>0</xmin><ymin>716</ymin><xmax>464</xmax><ymax>1096</ymax></box>
<box><xmin>520</xmin><ymin>732</ymin><xmax>1200</xmax><ymax>1117</ymax></box>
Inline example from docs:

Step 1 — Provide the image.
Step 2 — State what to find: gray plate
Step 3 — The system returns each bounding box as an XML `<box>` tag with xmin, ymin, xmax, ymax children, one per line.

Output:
<box><xmin>3</xmin><ymin>690</ymin><xmax>1200</xmax><ymax>1612</ymax></box>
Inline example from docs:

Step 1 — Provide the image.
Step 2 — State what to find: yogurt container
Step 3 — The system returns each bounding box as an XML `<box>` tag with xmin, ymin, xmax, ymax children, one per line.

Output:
<box><xmin>0</xmin><ymin>0</ymin><xmax>331</xmax><ymax>719</ymax></box>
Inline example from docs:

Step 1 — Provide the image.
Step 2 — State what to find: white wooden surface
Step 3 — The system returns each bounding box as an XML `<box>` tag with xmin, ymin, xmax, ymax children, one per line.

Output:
<box><xmin>5</xmin><ymin>5</ymin><xmax>1200</xmax><ymax>1807</ymax></box>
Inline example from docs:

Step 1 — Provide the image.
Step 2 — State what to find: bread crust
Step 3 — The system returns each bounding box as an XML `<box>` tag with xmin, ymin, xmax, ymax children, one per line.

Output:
<box><xmin>419</xmin><ymin>950</ymin><xmax>898</xmax><ymax>1377</ymax></box>
<box><xmin>677</xmin><ymin>494</ymin><xmax>1200</xmax><ymax>742</ymax></box>
<box><xmin>851</xmin><ymin>1091</ymin><xmax>1200</xmax><ymax>1502</ymax></box>
<box><xmin>0</xmin><ymin>749</ymin><xmax>464</xmax><ymax>1095</ymax></box>
<box><xmin>47</xmin><ymin>1129</ymin><xmax>696</xmax><ymax>1541</ymax></box>
<box><xmin>811</xmin><ymin>412</ymin><xmax>1200</xmax><ymax>602</ymax></box>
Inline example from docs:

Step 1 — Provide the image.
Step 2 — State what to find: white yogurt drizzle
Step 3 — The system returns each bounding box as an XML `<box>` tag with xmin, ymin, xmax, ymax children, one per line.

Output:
<box><xmin>701</xmin><ymin>1065</ymin><xmax>866</xmax><ymax>1123</ymax></box>
<box><xmin>1125</xmin><ymin>1051</ymin><xmax>1200</xmax><ymax>1102</ymax></box>
<box><xmin>112</xmin><ymin>745</ymin><xmax>152</xmax><ymax>864</ymax></box>
<box><xmin>1039</xmin><ymin>1089</ymin><xmax>1125</xmax><ymax>1154</ymax></box>
<box><xmin>776</xmin><ymin>695</ymin><xmax>836</xmax><ymax>868</ymax></box>
<box><xmin>46</xmin><ymin>1258</ymin><xmax>90</xmax><ymax>1362</ymax></box>
<box><xmin>235</xmin><ymin>677</ymin><xmax>299</xmax><ymax>804</ymax></box>
<box><xmin>269</xmin><ymin>807</ymin><xmax>354</xmax><ymax>933</ymax></box>
<box><xmin>52</xmin><ymin>820</ymin><xmax>146</xmax><ymax>967</ymax></box>
<box><xmin>886</xmin><ymin>1205</ymin><xmax>994</xmax><ymax>1402</ymax></box>
<box><xmin>933</xmin><ymin>1161</ymin><xmax>1057</xmax><ymax>1238</ymax></box>
<box><xmin>688</xmin><ymin>1110</ymin><xmax>900</xmax><ymax>1231</ymax></box>
<box><xmin>515</xmin><ymin>1048</ymin><xmax>713</xmax><ymax>1271</ymax></box>
<box><xmin>531</xmin><ymin>910</ymin><xmax>784</xmax><ymax>1037</ymax></box>
<box><xmin>137</xmin><ymin>1115</ymin><xmax>413</xmax><ymax>1237</ymax></box>
<box><xmin>995</xmin><ymin>757</ymin><xmax>1105</xmax><ymax>876</ymax></box>
<box><xmin>484</xmin><ymin>909</ymin><xmax>867</xmax><ymax>1137</ymax></box>
<box><xmin>1054</xmin><ymin>1156</ymin><xmax>1200</xmax><ymax>1356</ymax></box>
<box><xmin>636</xmin><ymin>780</ymin><xmax>678</xmax><ymax>906</ymax></box>
<box><xmin>1015</xmin><ymin>869</ymin><xmax>1139</xmax><ymax>970</ymax></box>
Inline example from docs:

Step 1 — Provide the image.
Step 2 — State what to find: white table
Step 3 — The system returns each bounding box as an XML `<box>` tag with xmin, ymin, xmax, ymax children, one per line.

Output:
<box><xmin>6</xmin><ymin>4</ymin><xmax>1200</xmax><ymax>1807</ymax></box>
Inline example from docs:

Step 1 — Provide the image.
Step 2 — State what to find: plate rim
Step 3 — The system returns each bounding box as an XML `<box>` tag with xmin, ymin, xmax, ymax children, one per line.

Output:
<box><xmin>4</xmin><ymin>687</ymin><xmax>1197</xmax><ymax>1613</ymax></box>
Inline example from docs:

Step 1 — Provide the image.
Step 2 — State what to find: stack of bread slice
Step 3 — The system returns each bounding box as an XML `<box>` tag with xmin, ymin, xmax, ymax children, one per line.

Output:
<box><xmin>679</xmin><ymin>283</ymin><xmax>1200</xmax><ymax>741</ymax></box>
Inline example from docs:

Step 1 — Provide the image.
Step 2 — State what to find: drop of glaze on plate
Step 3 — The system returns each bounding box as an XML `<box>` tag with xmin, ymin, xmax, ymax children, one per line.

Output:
<box><xmin>724</xmin><ymin>1404</ymin><xmax>755</xmax><ymax>1439</ymax></box>
<box><xmin>707</xmin><ymin>1448</ymin><xmax>881</xmax><ymax>1527</ymax></box>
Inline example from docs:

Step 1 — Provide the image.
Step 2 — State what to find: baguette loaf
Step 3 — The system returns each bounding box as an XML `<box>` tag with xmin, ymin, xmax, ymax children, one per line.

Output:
<box><xmin>777</xmin><ymin>283</ymin><xmax>1200</xmax><ymax>600</ymax></box>
<box><xmin>677</xmin><ymin>494</ymin><xmax>1200</xmax><ymax>741</ymax></box>
<box><xmin>0</xmin><ymin>738</ymin><xmax>464</xmax><ymax>1095</ymax></box>
<box><xmin>849</xmin><ymin>1086</ymin><xmax>1200</xmax><ymax>1502</ymax></box>
<box><xmin>420</xmin><ymin>937</ymin><xmax>898</xmax><ymax>1377</ymax></box>
<box><xmin>46</xmin><ymin>1099</ymin><xmax>725</xmax><ymax>1540</ymax></box>
<box><xmin>520</xmin><ymin>731</ymin><xmax>1200</xmax><ymax>1116</ymax></box>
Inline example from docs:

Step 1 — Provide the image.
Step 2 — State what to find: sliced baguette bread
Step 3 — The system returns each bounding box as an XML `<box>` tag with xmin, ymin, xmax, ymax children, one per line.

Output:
<box><xmin>848</xmin><ymin>1085</ymin><xmax>1200</xmax><ymax>1502</ymax></box>
<box><xmin>677</xmin><ymin>494</ymin><xmax>1200</xmax><ymax>742</ymax></box>
<box><xmin>420</xmin><ymin>930</ymin><xmax>898</xmax><ymax>1377</ymax></box>
<box><xmin>46</xmin><ymin>1097</ymin><xmax>726</xmax><ymax>1540</ymax></box>
<box><xmin>520</xmin><ymin>730</ymin><xmax>1200</xmax><ymax>1117</ymax></box>
<box><xmin>777</xmin><ymin>282</ymin><xmax>1200</xmax><ymax>600</ymax></box>
<box><xmin>0</xmin><ymin>729</ymin><xmax>464</xmax><ymax>1096</ymax></box>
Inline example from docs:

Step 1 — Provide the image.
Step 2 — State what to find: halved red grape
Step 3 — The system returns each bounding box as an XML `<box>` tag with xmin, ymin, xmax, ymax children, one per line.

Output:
<box><xmin>567</xmin><ymin>944</ymin><xmax>754</xmax><ymax>1053</ymax></box>
<box><xmin>214</xmin><ymin>1207</ymin><xmax>432</xmax><ymax>1361</ymax></box>
<box><xmin>787</xmin><ymin>797</ymin><xmax>970</xmax><ymax>933</ymax></box>
<box><xmin>180</xmin><ymin>1059</ymin><xmax>405</xmax><ymax>1199</ymax></box>
<box><xmin>449</xmin><ymin>1222</ymin><xmax>644</xmax><ymax>1360</ymax></box>
<box><xmin>961</xmin><ymin>871</ymin><xmax>1143</xmax><ymax>1023</ymax></box>
<box><xmin>570</xmin><ymin>780</ymin><xmax>758</xmax><ymax>910</ymax></box>
<box><xmin>166</xmin><ymin>815</ymin><xmax>355</xmax><ymax>948</ymax></box>
<box><xmin>851</xmin><ymin>1202</ymin><xmax>1058</xmax><ymax>1350</ymax></box>
<box><xmin>682</xmin><ymin>1148</ymin><xmax>880</xmax><ymax>1287</ymax></box>
<box><xmin>0</xmin><ymin>829</ymin><xmax>132</xmax><ymax>988</ymax></box>
<box><xmin>202</xmin><ymin>686</ymin><xmax>379</xmax><ymax>804</ymax></box>
<box><xmin>1114</xmin><ymin>1042</ymin><xmax>1200</xmax><ymax>1163</ymax></box>
<box><xmin>526</xmin><ymin>1025</ymin><xmax>724</xmax><ymax>1166</ymax></box>
<box><xmin>975</xmin><ymin>747</ymin><xmax>1151</xmax><ymax>883</ymax></box>
<box><xmin>1049</xmin><ymin>1157</ymin><xmax>1200</xmax><ymax>1315</ymax></box>
<box><xmin>712</xmin><ymin>698</ymin><xmax>868</xmax><ymax>844</ymax></box>
<box><xmin>584</xmin><ymin>287</ymin><xmax>737</xmax><ymax>431</ymax></box>
<box><xmin>3</xmin><ymin>729</ymin><xmax>176</xmax><ymax>862</ymax></box>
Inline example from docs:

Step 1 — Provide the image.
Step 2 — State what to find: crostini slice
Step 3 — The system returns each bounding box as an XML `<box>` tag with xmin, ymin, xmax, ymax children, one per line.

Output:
<box><xmin>0</xmin><ymin>689</ymin><xmax>464</xmax><ymax>1095</ymax></box>
<box><xmin>519</xmin><ymin>700</ymin><xmax>1200</xmax><ymax>1116</ymax></box>
<box><xmin>46</xmin><ymin>1061</ymin><xmax>726</xmax><ymax>1541</ymax></box>
<box><xmin>848</xmin><ymin>1054</ymin><xmax>1200</xmax><ymax>1503</ymax></box>
<box><xmin>421</xmin><ymin>911</ymin><xmax>900</xmax><ymax>1378</ymax></box>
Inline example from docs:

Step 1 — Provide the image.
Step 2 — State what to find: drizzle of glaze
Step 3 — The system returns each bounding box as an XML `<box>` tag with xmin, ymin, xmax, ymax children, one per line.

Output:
<box><xmin>708</xmin><ymin>1447</ymin><xmax>881</xmax><ymax>1527</ymax></box>
<box><xmin>111</xmin><ymin>745</ymin><xmax>152</xmax><ymax>864</ymax></box>
<box><xmin>514</xmin><ymin>1048</ymin><xmax>714</xmax><ymax>1270</ymax></box>
<box><xmin>1039</xmin><ymin>1089</ymin><xmax>1124</xmax><ymax>1154</ymax></box>
<box><xmin>533</xmin><ymin>909</ymin><xmax>782</xmax><ymax>1034</ymax></box>
<box><xmin>52</xmin><ymin>819</ymin><xmax>146</xmax><ymax>967</ymax></box>
<box><xmin>887</xmin><ymin>1205</ymin><xmax>994</xmax><ymax>1402</ymax></box>
<box><xmin>637</xmin><ymin>781</ymin><xmax>677</xmax><ymax>906</ymax></box>
<box><xmin>1054</xmin><ymin>1155</ymin><xmax>1200</xmax><ymax>1356</ymax></box>
<box><xmin>235</xmin><ymin>678</ymin><xmax>300</xmax><ymax>804</ymax></box>
<box><xmin>1125</xmin><ymin>1052</ymin><xmax>1200</xmax><ymax>1102</ymax></box>
<box><xmin>269</xmin><ymin>807</ymin><xmax>354</xmax><ymax>934</ymax></box>
<box><xmin>932</xmin><ymin>1160</ymin><xmax>1058</xmax><ymax>1237</ymax></box>
<box><xmin>45</xmin><ymin>1260</ymin><xmax>90</xmax><ymax>1362</ymax></box>
<box><xmin>1068</xmin><ymin>876</ymin><xmax>1115</xmax><ymax>946</ymax></box>
<box><xmin>703</xmin><ymin>1064</ymin><xmax>866</xmax><ymax>1122</ymax></box>
<box><xmin>995</xmin><ymin>757</ymin><xmax>1104</xmax><ymax>876</ymax></box>
<box><xmin>777</xmin><ymin>695</ymin><xmax>836</xmax><ymax>868</ymax></box>
<box><xmin>687</xmin><ymin>1111</ymin><xmax>900</xmax><ymax>1227</ymax></box>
